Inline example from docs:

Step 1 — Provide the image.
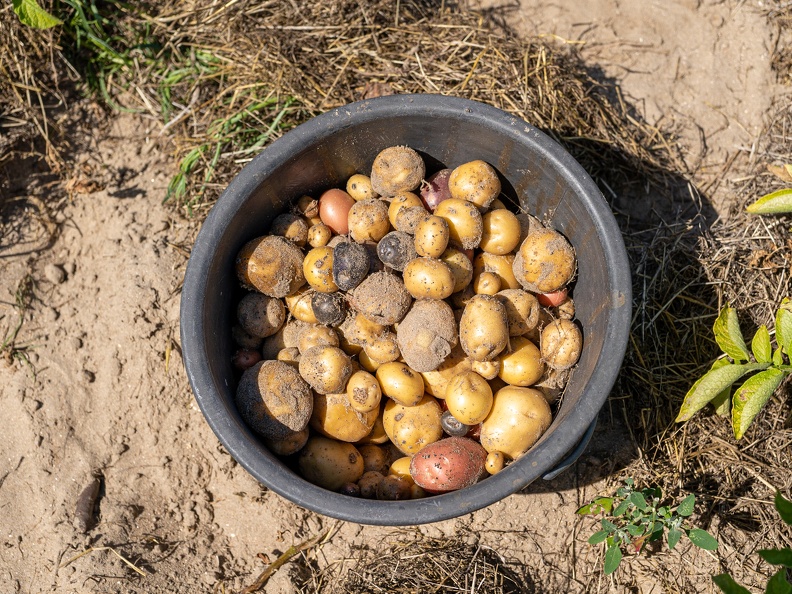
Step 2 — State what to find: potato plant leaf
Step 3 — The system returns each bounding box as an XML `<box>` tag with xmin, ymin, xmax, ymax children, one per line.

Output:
<box><xmin>776</xmin><ymin>492</ymin><xmax>792</xmax><ymax>525</ymax></box>
<box><xmin>603</xmin><ymin>545</ymin><xmax>622</xmax><ymax>575</ymax></box>
<box><xmin>713</xmin><ymin>574</ymin><xmax>751</xmax><ymax>594</ymax></box>
<box><xmin>676</xmin><ymin>362</ymin><xmax>768</xmax><ymax>422</ymax></box>
<box><xmin>667</xmin><ymin>527</ymin><xmax>682</xmax><ymax>550</ymax></box>
<box><xmin>731</xmin><ymin>368</ymin><xmax>787</xmax><ymax>439</ymax></box>
<box><xmin>708</xmin><ymin>359</ymin><xmax>734</xmax><ymax>416</ymax></box>
<box><xmin>588</xmin><ymin>530</ymin><xmax>609</xmax><ymax>545</ymax></box>
<box><xmin>752</xmin><ymin>325</ymin><xmax>772</xmax><ymax>363</ymax></box>
<box><xmin>676</xmin><ymin>494</ymin><xmax>695</xmax><ymax>517</ymax></box>
<box><xmin>764</xmin><ymin>570</ymin><xmax>792</xmax><ymax>594</ymax></box>
<box><xmin>629</xmin><ymin>492</ymin><xmax>648</xmax><ymax>511</ymax></box>
<box><xmin>774</xmin><ymin>347</ymin><xmax>784</xmax><ymax>366</ymax></box>
<box><xmin>776</xmin><ymin>302</ymin><xmax>792</xmax><ymax>354</ymax></box>
<box><xmin>12</xmin><ymin>0</ymin><xmax>62</xmax><ymax>28</ymax></box>
<box><xmin>713</xmin><ymin>306</ymin><xmax>750</xmax><ymax>361</ymax></box>
<box><xmin>746</xmin><ymin>188</ymin><xmax>792</xmax><ymax>214</ymax></box>
<box><xmin>687</xmin><ymin>528</ymin><xmax>718</xmax><ymax>550</ymax></box>
<box><xmin>759</xmin><ymin>548</ymin><xmax>792</xmax><ymax>567</ymax></box>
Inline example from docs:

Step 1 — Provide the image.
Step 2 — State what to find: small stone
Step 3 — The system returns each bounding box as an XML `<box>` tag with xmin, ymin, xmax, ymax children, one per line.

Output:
<box><xmin>81</xmin><ymin>370</ymin><xmax>95</xmax><ymax>383</ymax></box>
<box><xmin>69</xmin><ymin>337</ymin><xmax>83</xmax><ymax>350</ymax></box>
<box><xmin>44</xmin><ymin>264</ymin><xmax>66</xmax><ymax>284</ymax></box>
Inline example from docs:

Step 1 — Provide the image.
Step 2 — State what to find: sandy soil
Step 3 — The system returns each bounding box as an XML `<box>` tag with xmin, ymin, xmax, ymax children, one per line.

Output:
<box><xmin>0</xmin><ymin>1</ymin><xmax>784</xmax><ymax>593</ymax></box>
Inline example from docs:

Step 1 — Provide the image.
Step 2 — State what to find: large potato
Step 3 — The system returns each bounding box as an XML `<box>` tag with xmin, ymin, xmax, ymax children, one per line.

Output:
<box><xmin>396</xmin><ymin>299</ymin><xmax>458</xmax><ymax>372</ymax></box>
<box><xmin>298</xmin><ymin>437</ymin><xmax>365</xmax><ymax>491</ymax></box>
<box><xmin>383</xmin><ymin>394</ymin><xmax>443</xmax><ymax>456</ymax></box>
<box><xmin>298</xmin><ymin>345</ymin><xmax>353</xmax><ymax>394</ymax></box>
<box><xmin>370</xmin><ymin>146</ymin><xmax>426</xmax><ymax>196</ymax></box>
<box><xmin>480</xmin><ymin>386</ymin><xmax>551</xmax><ymax>459</ymax></box>
<box><xmin>351</xmin><ymin>271</ymin><xmax>412</xmax><ymax>326</ymax></box>
<box><xmin>459</xmin><ymin>294</ymin><xmax>509</xmax><ymax>362</ymax></box>
<box><xmin>514</xmin><ymin>227</ymin><xmax>576</xmax><ymax>293</ymax></box>
<box><xmin>434</xmin><ymin>198</ymin><xmax>483</xmax><ymax>249</ymax></box>
<box><xmin>235</xmin><ymin>360</ymin><xmax>313</xmax><ymax>440</ymax></box>
<box><xmin>376</xmin><ymin>362</ymin><xmax>425</xmax><ymax>407</ymax></box>
<box><xmin>448</xmin><ymin>160</ymin><xmax>501</xmax><ymax>210</ymax></box>
<box><xmin>410</xmin><ymin>437</ymin><xmax>487</xmax><ymax>493</ymax></box>
<box><xmin>236</xmin><ymin>235</ymin><xmax>305</xmax><ymax>297</ymax></box>
<box><xmin>310</xmin><ymin>392</ymin><xmax>378</xmax><ymax>442</ymax></box>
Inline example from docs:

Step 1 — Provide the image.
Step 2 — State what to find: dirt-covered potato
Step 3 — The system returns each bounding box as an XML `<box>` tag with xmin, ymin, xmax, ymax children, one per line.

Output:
<box><xmin>332</xmin><ymin>241</ymin><xmax>369</xmax><ymax>292</ymax></box>
<box><xmin>445</xmin><ymin>370</ymin><xmax>494</xmax><ymax>425</ymax></box>
<box><xmin>459</xmin><ymin>294</ymin><xmax>509</xmax><ymax>362</ymax></box>
<box><xmin>448</xmin><ymin>160</ymin><xmax>501</xmax><ymax>210</ymax></box>
<box><xmin>376</xmin><ymin>230</ymin><xmax>418</xmax><ymax>271</ymax></box>
<box><xmin>419</xmin><ymin>344</ymin><xmax>472</xmax><ymax>398</ymax></box>
<box><xmin>232</xmin><ymin>325</ymin><xmax>263</xmax><ymax>350</ymax></box>
<box><xmin>480</xmin><ymin>209</ymin><xmax>520</xmax><ymax>255</ymax></box>
<box><xmin>269</xmin><ymin>213</ymin><xmax>309</xmax><ymax>247</ymax></box>
<box><xmin>514</xmin><ymin>227</ymin><xmax>576</xmax><ymax>293</ymax></box>
<box><xmin>363</xmin><ymin>331</ymin><xmax>400</xmax><ymax>364</ymax></box>
<box><xmin>473</xmin><ymin>271</ymin><xmax>501</xmax><ymax>295</ymax></box>
<box><xmin>236</xmin><ymin>235</ymin><xmax>306</xmax><ymax>297</ymax></box>
<box><xmin>402</xmin><ymin>257</ymin><xmax>456</xmax><ymax>300</ymax></box>
<box><xmin>295</xmin><ymin>194</ymin><xmax>319</xmax><ymax>219</ymax></box>
<box><xmin>396</xmin><ymin>299</ymin><xmax>458</xmax><ymax>373</ymax></box>
<box><xmin>235</xmin><ymin>360</ymin><xmax>313</xmax><ymax>440</ymax></box>
<box><xmin>263</xmin><ymin>427</ymin><xmax>309</xmax><ymax>456</ymax></box>
<box><xmin>307</xmin><ymin>223</ymin><xmax>332</xmax><ymax>248</ymax></box>
<box><xmin>346</xmin><ymin>370</ymin><xmax>382</xmax><ymax>413</ymax></box>
<box><xmin>376</xmin><ymin>361</ymin><xmax>425</xmax><ymax>406</ymax></box>
<box><xmin>394</xmin><ymin>205</ymin><xmax>431</xmax><ymax>235</ymax></box>
<box><xmin>298</xmin><ymin>436</ymin><xmax>365</xmax><ymax>491</ymax></box>
<box><xmin>370</xmin><ymin>146</ymin><xmax>426</xmax><ymax>197</ymax></box>
<box><xmin>409</xmin><ymin>436</ymin><xmax>487</xmax><ymax>493</ymax></box>
<box><xmin>284</xmin><ymin>286</ymin><xmax>318</xmax><ymax>324</ymax></box>
<box><xmin>414</xmin><ymin>215</ymin><xmax>450</xmax><ymax>258</ymax></box>
<box><xmin>540</xmin><ymin>318</ymin><xmax>583</xmax><ymax>370</ymax></box>
<box><xmin>298</xmin><ymin>325</ymin><xmax>339</xmax><ymax>354</ymax></box>
<box><xmin>262</xmin><ymin>319</ymin><xmax>309</xmax><ymax>359</ymax></box>
<box><xmin>310</xmin><ymin>392</ymin><xmax>378</xmax><ymax>442</ymax></box>
<box><xmin>298</xmin><ymin>345</ymin><xmax>353</xmax><ymax>394</ymax></box>
<box><xmin>480</xmin><ymin>386</ymin><xmax>551</xmax><ymax>459</ymax></box>
<box><xmin>311</xmin><ymin>291</ymin><xmax>346</xmax><ymax>326</ymax></box>
<box><xmin>473</xmin><ymin>252</ymin><xmax>520</xmax><ymax>290</ymax></box>
<box><xmin>434</xmin><ymin>198</ymin><xmax>483</xmax><ymax>250</ymax></box>
<box><xmin>377</xmin><ymin>475</ymin><xmax>412</xmax><ymax>500</ymax></box>
<box><xmin>495</xmin><ymin>289</ymin><xmax>540</xmax><ymax>336</ymax></box>
<box><xmin>440</xmin><ymin>247</ymin><xmax>474</xmax><ymax>294</ymax></box>
<box><xmin>387</xmin><ymin>192</ymin><xmax>424</xmax><ymax>227</ymax></box>
<box><xmin>303</xmin><ymin>246</ymin><xmax>338</xmax><ymax>293</ymax></box>
<box><xmin>357</xmin><ymin>443</ymin><xmax>391</xmax><ymax>474</ymax></box>
<box><xmin>276</xmin><ymin>347</ymin><xmax>301</xmax><ymax>368</ymax></box>
<box><xmin>348</xmin><ymin>199</ymin><xmax>390</xmax><ymax>243</ymax></box>
<box><xmin>237</xmin><ymin>292</ymin><xmax>285</xmax><ymax>338</ymax></box>
<box><xmin>498</xmin><ymin>335</ymin><xmax>544</xmax><ymax>386</ymax></box>
<box><xmin>357</xmin><ymin>470</ymin><xmax>385</xmax><ymax>498</ymax></box>
<box><xmin>350</xmin><ymin>271</ymin><xmax>412</xmax><ymax>326</ymax></box>
<box><xmin>346</xmin><ymin>174</ymin><xmax>378</xmax><ymax>201</ymax></box>
<box><xmin>339</xmin><ymin>312</ymin><xmax>386</xmax><ymax>350</ymax></box>
<box><xmin>383</xmin><ymin>394</ymin><xmax>443</xmax><ymax>456</ymax></box>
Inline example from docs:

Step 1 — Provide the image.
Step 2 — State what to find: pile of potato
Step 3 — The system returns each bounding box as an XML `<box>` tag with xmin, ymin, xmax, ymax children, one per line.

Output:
<box><xmin>231</xmin><ymin>146</ymin><xmax>582</xmax><ymax>500</ymax></box>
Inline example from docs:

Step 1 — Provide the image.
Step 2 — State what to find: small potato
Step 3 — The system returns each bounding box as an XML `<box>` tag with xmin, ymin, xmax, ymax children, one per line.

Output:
<box><xmin>389</xmin><ymin>456</ymin><xmax>414</xmax><ymax>480</ymax></box>
<box><xmin>276</xmin><ymin>347</ymin><xmax>301</xmax><ymax>368</ymax></box>
<box><xmin>376</xmin><ymin>230</ymin><xmax>418</xmax><ymax>271</ymax></box>
<box><xmin>347</xmin><ymin>370</ymin><xmax>382</xmax><ymax>413</ymax></box>
<box><xmin>237</xmin><ymin>292</ymin><xmax>286</xmax><ymax>338</ymax></box>
<box><xmin>348</xmin><ymin>199</ymin><xmax>390</xmax><ymax>243</ymax></box>
<box><xmin>332</xmin><ymin>241</ymin><xmax>370</xmax><ymax>292</ymax></box>
<box><xmin>514</xmin><ymin>227</ymin><xmax>576</xmax><ymax>293</ymax></box>
<box><xmin>496</xmin><ymin>289</ymin><xmax>540</xmax><ymax>336</ymax></box>
<box><xmin>480</xmin><ymin>386</ymin><xmax>551</xmax><ymax>459</ymax></box>
<box><xmin>299</xmin><ymin>345</ymin><xmax>353</xmax><ymax>394</ymax></box>
<box><xmin>448</xmin><ymin>160</ymin><xmax>501</xmax><ymax>209</ymax></box>
<box><xmin>303</xmin><ymin>246</ymin><xmax>338</xmax><ymax>293</ymax></box>
<box><xmin>295</xmin><ymin>195</ymin><xmax>319</xmax><ymax>219</ymax></box>
<box><xmin>264</xmin><ymin>427</ymin><xmax>309</xmax><ymax>456</ymax></box>
<box><xmin>298</xmin><ymin>436</ymin><xmax>364</xmax><ymax>491</ymax></box>
<box><xmin>488</xmin><ymin>197</ymin><xmax>508</xmax><ymax>211</ymax></box>
<box><xmin>485</xmin><ymin>451</ymin><xmax>505</xmax><ymax>475</ymax></box>
<box><xmin>396</xmin><ymin>299</ymin><xmax>458</xmax><ymax>373</ymax></box>
<box><xmin>445</xmin><ymin>370</ymin><xmax>494</xmax><ymax>425</ymax></box>
<box><xmin>346</xmin><ymin>174</ymin><xmax>378</xmax><ymax>201</ymax></box>
<box><xmin>473</xmin><ymin>271</ymin><xmax>501</xmax><ymax>295</ymax></box>
<box><xmin>459</xmin><ymin>294</ymin><xmax>509</xmax><ymax>362</ymax></box>
<box><xmin>434</xmin><ymin>198</ymin><xmax>483</xmax><ymax>250</ymax></box>
<box><xmin>409</xmin><ymin>436</ymin><xmax>487</xmax><ymax>493</ymax></box>
<box><xmin>358</xmin><ymin>470</ymin><xmax>385</xmax><ymax>498</ymax></box>
<box><xmin>473</xmin><ymin>252</ymin><xmax>520</xmax><ymax>290</ymax></box>
<box><xmin>311</xmin><ymin>291</ymin><xmax>346</xmax><ymax>327</ymax></box>
<box><xmin>470</xmin><ymin>359</ymin><xmax>500</xmax><ymax>380</ymax></box>
<box><xmin>262</xmin><ymin>319</ymin><xmax>309</xmax><ymax>359</ymax></box>
<box><xmin>319</xmin><ymin>188</ymin><xmax>356</xmax><ymax>235</ymax></box>
<box><xmin>310</xmin><ymin>392</ymin><xmax>378</xmax><ymax>442</ymax></box>
<box><xmin>370</xmin><ymin>146</ymin><xmax>426</xmax><ymax>197</ymax></box>
<box><xmin>376</xmin><ymin>361</ymin><xmax>425</xmax><ymax>407</ymax></box>
<box><xmin>420</xmin><ymin>344</ymin><xmax>472</xmax><ymax>398</ymax></box>
<box><xmin>235</xmin><ymin>360</ymin><xmax>313</xmax><ymax>440</ymax></box>
<box><xmin>298</xmin><ymin>325</ymin><xmax>339</xmax><ymax>355</ymax></box>
<box><xmin>440</xmin><ymin>247</ymin><xmax>474</xmax><ymax>293</ymax></box>
<box><xmin>363</xmin><ymin>332</ymin><xmax>400</xmax><ymax>364</ymax></box>
<box><xmin>383</xmin><ymin>394</ymin><xmax>443</xmax><ymax>456</ymax></box>
<box><xmin>358</xmin><ymin>444</ymin><xmax>391</xmax><ymax>474</ymax></box>
<box><xmin>284</xmin><ymin>286</ymin><xmax>318</xmax><ymax>324</ymax></box>
<box><xmin>377</xmin><ymin>475</ymin><xmax>412</xmax><ymax>500</ymax></box>
<box><xmin>540</xmin><ymin>318</ymin><xmax>583</xmax><ymax>370</ymax></box>
<box><xmin>269</xmin><ymin>213</ymin><xmax>309</xmax><ymax>247</ymax></box>
<box><xmin>480</xmin><ymin>209</ymin><xmax>520</xmax><ymax>255</ymax></box>
<box><xmin>387</xmin><ymin>192</ymin><xmax>424</xmax><ymax>228</ymax></box>
<box><xmin>307</xmin><ymin>223</ymin><xmax>332</xmax><ymax>248</ymax></box>
<box><xmin>403</xmin><ymin>257</ymin><xmax>455</xmax><ymax>300</ymax></box>
<box><xmin>498</xmin><ymin>335</ymin><xmax>544</xmax><ymax>387</ymax></box>
<box><xmin>556</xmin><ymin>297</ymin><xmax>575</xmax><ymax>320</ymax></box>
<box><xmin>233</xmin><ymin>348</ymin><xmax>263</xmax><ymax>371</ymax></box>
<box><xmin>414</xmin><ymin>215</ymin><xmax>450</xmax><ymax>258</ymax></box>
<box><xmin>351</xmin><ymin>271</ymin><xmax>412</xmax><ymax>326</ymax></box>
<box><xmin>395</xmin><ymin>205</ymin><xmax>431</xmax><ymax>235</ymax></box>
<box><xmin>236</xmin><ymin>235</ymin><xmax>306</xmax><ymax>298</ymax></box>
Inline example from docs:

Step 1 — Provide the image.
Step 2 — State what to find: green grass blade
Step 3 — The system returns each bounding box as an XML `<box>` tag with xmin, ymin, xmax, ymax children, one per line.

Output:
<box><xmin>732</xmin><ymin>368</ymin><xmax>787</xmax><ymax>439</ymax></box>
<box><xmin>746</xmin><ymin>188</ymin><xmax>792</xmax><ymax>214</ymax></box>
<box><xmin>676</xmin><ymin>362</ymin><xmax>768</xmax><ymax>422</ymax></box>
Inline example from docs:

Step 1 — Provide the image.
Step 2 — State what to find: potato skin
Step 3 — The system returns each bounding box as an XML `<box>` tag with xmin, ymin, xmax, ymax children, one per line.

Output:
<box><xmin>409</xmin><ymin>437</ymin><xmax>487</xmax><ymax>493</ymax></box>
<box><xmin>383</xmin><ymin>394</ymin><xmax>443</xmax><ymax>456</ymax></box>
<box><xmin>235</xmin><ymin>360</ymin><xmax>313</xmax><ymax>440</ymax></box>
<box><xmin>402</xmin><ymin>257</ymin><xmax>455</xmax><ymax>300</ymax></box>
<box><xmin>496</xmin><ymin>289</ymin><xmax>539</xmax><ymax>336</ymax></box>
<box><xmin>298</xmin><ymin>345</ymin><xmax>353</xmax><ymax>394</ymax></box>
<box><xmin>348</xmin><ymin>199</ymin><xmax>390</xmax><ymax>243</ymax></box>
<box><xmin>310</xmin><ymin>392</ymin><xmax>378</xmax><ymax>442</ymax></box>
<box><xmin>434</xmin><ymin>198</ymin><xmax>483</xmax><ymax>250</ymax></box>
<box><xmin>480</xmin><ymin>209</ymin><xmax>520</xmax><ymax>255</ymax></box>
<box><xmin>459</xmin><ymin>294</ymin><xmax>509</xmax><ymax>362</ymax></box>
<box><xmin>498</xmin><ymin>335</ymin><xmax>544</xmax><ymax>387</ymax></box>
<box><xmin>351</xmin><ymin>271</ymin><xmax>412</xmax><ymax>326</ymax></box>
<box><xmin>237</xmin><ymin>292</ymin><xmax>286</xmax><ymax>338</ymax></box>
<box><xmin>540</xmin><ymin>318</ymin><xmax>583</xmax><ymax>370</ymax></box>
<box><xmin>236</xmin><ymin>235</ymin><xmax>306</xmax><ymax>297</ymax></box>
<box><xmin>396</xmin><ymin>299</ymin><xmax>458</xmax><ymax>373</ymax></box>
<box><xmin>514</xmin><ymin>228</ymin><xmax>576</xmax><ymax>293</ymax></box>
<box><xmin>370</xmin><ymin>146</ymin><xmax>426</xmax><ymax>197</ymax></box>
<box><xmin>480</xmin><ymin>386</ymin><xmax>551</xmax><ymax>459</ymax></box>
<box><xmin>419</xmin><ymin>344</ymin><xmax>472</xmax><ymax>398</ymax></box>
<box><xmin>448</xmin><ymin>160</ymin><xmax>501</xmax><ymax>210</ymax></box>
<box><xmin>298</xmin><ymin>437</ymin><xmax>365</xmax><ymax>491</ymax></box>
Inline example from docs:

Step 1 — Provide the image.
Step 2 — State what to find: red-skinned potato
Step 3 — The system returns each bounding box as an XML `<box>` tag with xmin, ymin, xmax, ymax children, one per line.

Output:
<box><xmin>420</xmin><ymin>169</ymin><xmax>453</xmax><ymax>210</ymax></box>
<box><xmin>409</xmin><ymin>436</ymin><xmax>487</xmax><ymax>493</ymax></box>
<box><xmin>319</xmin><ymin>188</ymin><xmax>356</xmax><ymax>234</ymax></box>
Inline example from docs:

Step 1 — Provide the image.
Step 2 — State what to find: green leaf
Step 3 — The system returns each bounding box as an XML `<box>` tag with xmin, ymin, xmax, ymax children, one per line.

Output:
<box><xmin>714</xmin><ymin>306</ymin><xmax>750</xmax><ymax>362</ymax></box>
<box><xmin>604</xmin><ymin>545</ymin><xmax>622</xmax><ymax>575</ymax></box>
<box><xmin>688</xmin><ymin>528</ymin><xmax>718</xmax><ymax>550</ymax></box>
<box><xmin>774</xmin><ymin>347</ymin><xmax>785</xmax><ymax>366</ymax></box>
<box><xmin>746</xmin><ymin>188</ymin><xmax>792</xmax><ymax>214</ymax></box>
<box><xmin>775</xmin><ymin>492</ymin><xmax>792</xmax><ymax>525</ymax></box>
<box><xmin>713</xmin><ymin>574</ymin><xmax>752</xmax><ymax>594</ymax></box>
<box><xmin>776</xmin><ymin>304</ymin><xmax>792</xmax><ymax>355</ymax></box>
<box><xmin>629</xmin><ymin>492</ymin><xmax>648</xmax><ymax>511</ymax></box>
<box><xmin>667</xmin><ymin>527</ymin><xmax>682</xmax><ymax>550</ymax></box>
<box><xmin>759</xmin><ymin>548</ymin><xmax>792</xmax><ymax>567</ymax></box>
<box><xmin>577</xmin><ymin>497</ymin><xmax>613</xmax><ymax>515</ymax></box>
<box><xmin>588</xmin><ymin>530</ymin><xmax>609</xmax><ymax>545</ymax></box>
<box><xmin>752</xmin><ymin>325</ymin><xmax>773</xmax><ymax>363</ymax></box>
<box><xmin>613</xmin><ymin>499</ymin><xmax>631</xmax><ymax>517</ymax></box>
<box><xmin>626</xmin><ymin>524</ymin><xmax>645</xmax><ymax>537</ymax></box>
<box><xmin>676</xmin><ymin>494</ymin><xmax>696</xmax><ymax>517</ymax></box>
<box><xmin>732</xmin><ymin>368</ymin><xmax>787</xmax><ymax>439</ymax></box>
<box><xmin>12</xmin><ymin>0</ymin><xmax>62</xmax><ymax>29</ymax></box>
<box><xmin>765</xmin><ymin>569</ymin><xmax>792</xmax><ymax>594</ymax></box>
<box><xmin>677</xmin><ymin>363</ymin><xmax>769</xmax><ymax>422</ymax></box>
<box><xmin>711</xmin><ymin>359</ymin><xmax>734</xmax><ymax>414</ymax></box>
<box><xmin>601</xmin><ymin>519</ymin><xmax>618</xmax><ymax>532</ymax></box>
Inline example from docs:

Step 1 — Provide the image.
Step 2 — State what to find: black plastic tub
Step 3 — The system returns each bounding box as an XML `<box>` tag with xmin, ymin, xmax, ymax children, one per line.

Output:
<box><xmin>181</xmin><ymin>94</ymin><xmax>631</xmax><ymax>526</ymax></box>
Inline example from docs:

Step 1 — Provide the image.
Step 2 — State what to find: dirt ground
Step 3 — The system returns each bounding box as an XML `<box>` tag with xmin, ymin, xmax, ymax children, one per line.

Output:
<box><xmin>0</xmin><ymin>1</ymin><xmax>787</xmax><ymax>593</ymax></box>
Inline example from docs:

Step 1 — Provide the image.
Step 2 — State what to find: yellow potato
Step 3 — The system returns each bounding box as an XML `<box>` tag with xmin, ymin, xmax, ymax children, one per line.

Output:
<box><xmin>414</xmin><ymin>215</ymin><xmax>450</xmax><ymax>258</ymax></box>
<box><xmin>473</xmin><ymin>252</ymin><xmax>520</xmax><ymax>290</ymax></box>
<box><xmin>307</xmin><ymin>223</ymin><xmax>332</xmax><ymax>248</ymax></box>
<box><xmin>540</xmin><ymin>318</ymin><xmax>583</xmax><ymax>370</ymax></box>
<box><xmin>236</xmin><ymin>235</ymin><xmax>306</xmax><ymax>298</ymax></box>
<box><xmin>298</xmin><ymin>345</ymin><xmax>353</xmax><ymax>394</ymax></box>
<box><xmin>498</xmin><ymin>335</ymin><xmax>544</xmax><ymax>386</ymax></box>
<box><xmin>298</xmin><ymin>325</ymin><xmax>338</xmax><ymax>354</ymax></box>
<box><xmin>403</xmin><ymin>257</ymin><xmax>455</xmax><ymax>300</ymax></box>
<box><xmin>515</xmin><ymin>227</ymin><xmax>576</xmax><ymax>293</ymax></box>
<box><xmin>459</xmin><ymin>294</ymin><xmax>509</xmax><ymax>362</ymax></box>
<box><xmin>448</xmin><ymin>160</ymin><xmax>501</xmax><ymax>209</ymax></box>
<box><xmin>434</xmin><ymin>198</ymin><xmax>483</xmax><ymax>250</ymax></box>
<box><xmin>346</xmin><ymin>174</ymin><xmax>379</xmax><ymax>201</ymax></box>
<box><xmin>310</xmin><ymin>392</ymin><xmax>378</xmax><ymax>442</ymax></box>
<box><xmin>355</xmin><ymin>406</ymin><xmax>389</xmax><ymax>445</ymax></box>
<box><xmin>298</xmin><ymin>436</ymin><xmax>365</xmax><ymax>491</ymax></box>
<box><xmin>383</xmin><ymin>394</ymin><xmax>443</xmax><ymax>456</ymax></box>
<box><xmin>363</xmin><ymin>331</ymin><xmax>400</xmax><ymax>364</ymax></box>
<box><xmin>284</xmin><ymin>286</ymin><xmax>318</xmax><ymax>324</ymax></box>
<box><xmin>370</xmin><ymin>146</ymin><xmax>425</xmax><ymax>197</ymax></box>
<box><xmin>348</xmin><ymin>199</ymin><xmax>390</xmax><ymax>243</ymax></box>
<box><xmin>485</xmin><ymin>451</ymin><xmax>505</xmax><ymax>475</ymax></box>
<box><xmin>480</xmin><ymin>209</ymin><xmax>521</xmax><ymax>255</ymax></box>
<box><xmin>445</xmin><ymin>370</ymin><xmax>494</xmax><ymax>425</ymax></box>
<box><xmin>346</xmin><ymin>370</ymin><xmax>382</xmax><ymax>413</ymax></box>
<box><xmin>376</xmin><ymin>362</ymin><xmax>425</xmax><ymax>407</ymax></box>
<box><xmin>440</xmin><ymin>247</ymin><xmax>474</xmax><ymax>293</ymax></box>
<box><xmin>388</xmin><ymin>192</ymin><xmax>424</xmax><ymax>228</ymax></box>
<box><xmin>420</xmin><ymin>344</ymin><xmax>472</xmax><ymax>398</ymax></box>
<box><xmin>480</xmin><ymin>386</ymin><xmax>551</xmax><ymax>459</ymax></box>
<box><xmin>470</xmin><ymin>359</ymin><xmax>500</xmax><ymax>380</ymax></box>
<box><xmin>473</xmin><ymin>271</ymin><xmax>501</xmax><ymax>295</ymax></box>
<box><xmin>303</xmin><ymin>246</ymin><xmax>338</xmax><ymax>293</ymax></box>
<box><xmin>496</xmin><ymin>289</ymin><xmax>540</xmax><ymax>336</ymax></box>
<box><xmin>269</xmin><ymin>213</ymin><xmax>309</xmax><ymax>247</ymax></box>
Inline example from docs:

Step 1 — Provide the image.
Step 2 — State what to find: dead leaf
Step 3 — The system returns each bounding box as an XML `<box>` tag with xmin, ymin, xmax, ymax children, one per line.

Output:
<box><xmin>766</xmin><ymin>163</ymin><xmax>792</xmax><ymax>183</ymax></box>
